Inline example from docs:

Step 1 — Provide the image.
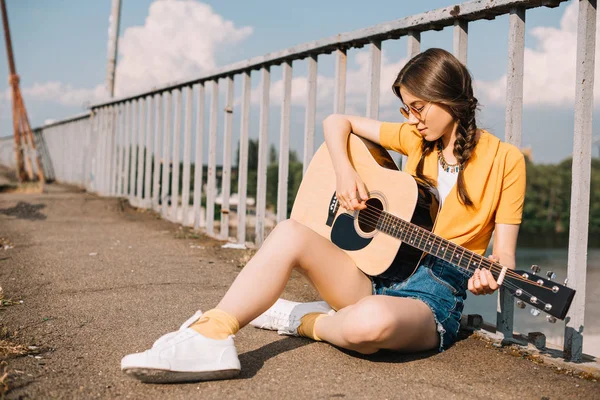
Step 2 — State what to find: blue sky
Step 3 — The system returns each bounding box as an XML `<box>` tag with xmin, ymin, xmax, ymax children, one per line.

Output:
<box><xmin>0</xmin><ymin>0</ymin><xmax>597</xmax><ymax>163</ymax></box>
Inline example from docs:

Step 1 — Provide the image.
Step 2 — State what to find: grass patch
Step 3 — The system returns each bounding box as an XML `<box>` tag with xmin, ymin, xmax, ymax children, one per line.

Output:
<box><xmin>0</xmin><ymin>340</ymin><xmax>27</xmax><ymax>359</ymax></box>
<box><xmin>0</xmin><ymin>361</ymin><xmax>8</xmax><ymax>399</ymax></box>
<box><xmin>0</xmin><ymin>287</ymin><xmax>21</xmax><ymax>308</ymax></box>
<box><xmin>0</xmin><ymin>181</ymin><xmax>43</xmax><ymax>194</ymax></box>
<box><xmin>174</xmin><ymin>226</ymin><xmax>202</xmax><ymax>239</ymax></box>
<box><xmin>0</xmin><ymin>335</ymin><xmax>28</xmax><ymax>400</ymax></box>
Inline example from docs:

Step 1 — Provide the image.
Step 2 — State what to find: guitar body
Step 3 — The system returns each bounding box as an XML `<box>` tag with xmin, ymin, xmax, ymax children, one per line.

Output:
<box><xmin>290</xmin><ymin>134</ymin><xmax>440</xmax><ymax>279</ymax></box>
<box><xmin>290</xmin><ymin>134</ymin><xmax>576</xmax><ymax>319</ymax></box>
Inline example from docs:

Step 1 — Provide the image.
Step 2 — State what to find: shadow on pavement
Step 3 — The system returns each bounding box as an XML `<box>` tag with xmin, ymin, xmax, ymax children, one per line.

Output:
<box><xmin>238</xmin><ymin>337</ymin><xmax>311</xmax><ymax>379</ymax></box>
<box><xmin>0</xmin><ymin>202</ymin><xmax>47</xmax><ymax>221</ymax></box>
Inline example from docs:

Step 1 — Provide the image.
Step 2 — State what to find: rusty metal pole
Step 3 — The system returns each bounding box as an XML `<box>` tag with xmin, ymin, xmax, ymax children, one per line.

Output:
<box><xmin>1</xmin><ymin>0</ymin><xmax>45</xmax><ymax>184</ymax></box>
<box><xmin>1</xmin><ymin>0</ymin><xmax>24</xmax><ymax>181</ymax></box>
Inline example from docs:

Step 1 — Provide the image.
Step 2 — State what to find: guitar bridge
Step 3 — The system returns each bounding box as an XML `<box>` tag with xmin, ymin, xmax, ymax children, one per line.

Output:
<box><xmin>326</xmin><ymin>192</ymin><xmax>339</xmax><ymax>227</ymax></box>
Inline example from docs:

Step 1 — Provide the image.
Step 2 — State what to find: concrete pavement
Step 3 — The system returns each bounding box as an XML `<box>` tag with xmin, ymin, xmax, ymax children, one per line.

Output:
<box><xmin>0</xmin><ymin>174</ymin><xmax>598</xmax><ymax>399</ymax></box>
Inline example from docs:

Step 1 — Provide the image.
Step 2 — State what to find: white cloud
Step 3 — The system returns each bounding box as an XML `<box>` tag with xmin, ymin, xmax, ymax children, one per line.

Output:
<box><xmin>8</xmin><ymin>0</ymin><xmax>253</xmax><ymax>108</ymax></box>
<box><xmin>475</xmin><ymin>2</ymin><xmax>596</xmax><ymax>107</ymax></box>
<box><xmin>247</xmin><ymin>50</ymin><xmax>408</xmax><ymax>113</ymax></box>
<box><xmin>21</xmin><ymin>82</ymin><xmax>108</xmax><ymax>107</ymax></box>
<box><xmin>0</xmin><ymin>82</ymin><xmax>107</xmax><ymax>110</ymax></box>
<box><xmin>114</xmin><ymin>0</ymin><xmax>253</xmax><ymax>96</ymax></box>
<box><xmin>10</xmin><ymin>0</ymin><xmax>587</xmax><ymax>114</ymax></box>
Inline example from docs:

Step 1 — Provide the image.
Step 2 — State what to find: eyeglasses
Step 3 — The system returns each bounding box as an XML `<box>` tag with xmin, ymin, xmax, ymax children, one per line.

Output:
<box><xmin>400</xmin><ymin>101</ymin><xmax>432</xmax><ymax>121</ymax></box>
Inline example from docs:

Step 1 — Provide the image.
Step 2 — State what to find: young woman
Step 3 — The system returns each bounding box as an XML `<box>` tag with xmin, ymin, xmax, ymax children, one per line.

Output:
<box><xmin>121</xmin><ymin>48</ymin><xmax>526</xmax><ymax>383</ymax></box>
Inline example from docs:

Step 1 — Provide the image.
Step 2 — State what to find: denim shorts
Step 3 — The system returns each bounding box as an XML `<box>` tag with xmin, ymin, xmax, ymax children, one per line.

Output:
<box><xmin>371</xmin><ymin>254</ymin><xmax>468</xmax><ymax>352</ymax></box>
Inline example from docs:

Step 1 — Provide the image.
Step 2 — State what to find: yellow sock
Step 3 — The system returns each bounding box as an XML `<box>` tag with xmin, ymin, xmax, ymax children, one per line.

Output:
<box><xmin>297</xmin><ymin>312</ymin><xmax>327</xmax><ymax>341</ymax></box>
<box><xmin>190</xmin><ymin>308</ymin><xmax>240</xmax><ymax>340</ymax></box>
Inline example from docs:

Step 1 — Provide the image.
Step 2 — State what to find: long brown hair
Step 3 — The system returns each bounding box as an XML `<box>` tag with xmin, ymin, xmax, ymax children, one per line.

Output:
<box><xmin>392</xmin><ymin>48</ymin><xmax>478</xmax><ymax>207</ymax></box>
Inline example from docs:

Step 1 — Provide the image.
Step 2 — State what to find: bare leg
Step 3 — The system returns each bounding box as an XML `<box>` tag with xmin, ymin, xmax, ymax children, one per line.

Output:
<box><xmin>216</xmin><ymin>219</ymin><xmax>372</xmax><ymax>327</ymax></box>
<box><xmin>314</xmin><ymin>295</ymin><xmax>440</xmax><ymax>354</ymax></box>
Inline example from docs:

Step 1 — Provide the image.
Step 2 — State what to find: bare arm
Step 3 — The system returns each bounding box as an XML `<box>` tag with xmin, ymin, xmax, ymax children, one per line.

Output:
<box><xmin>491</xmin><ymin>223</ymin><xmax>520</xmax><ymax>270</ymax></box>
<box><xmin>322</xmin><ymin>114</ymin><xmax>382</xmax><ymax>175</ymax></box>
<box><xmin>322</xmin><ymin>114</ymin><xmax>382</xmax><ymax>210</ymax></box>
<box><xmin>468</xmin><ymin>223</ymin><xmax>520</xmax><ymax>295</ymax></box>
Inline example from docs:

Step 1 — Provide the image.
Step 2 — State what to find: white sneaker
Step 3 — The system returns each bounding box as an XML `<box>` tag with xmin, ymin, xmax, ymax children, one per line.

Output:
<box><xmin>121</xmin><ymin>316</ymin><xmax>241</xmax><ymax>383</ymax></box>
<box><xmin>151</xmin><ymin>310</ymin><xmax>203</xmax><ymax>349</ymax></box>
<box><xmin>249</xmin><ymin>299</ymin><xmax>335</xmax><ymax>336</ymax></box>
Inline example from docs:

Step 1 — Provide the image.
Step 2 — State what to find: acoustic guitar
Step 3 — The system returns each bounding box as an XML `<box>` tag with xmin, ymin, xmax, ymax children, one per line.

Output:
<box><xmin>290</xmin><ymin>134</ymin><xmax>575</xmax><ymax>320</ymax></box>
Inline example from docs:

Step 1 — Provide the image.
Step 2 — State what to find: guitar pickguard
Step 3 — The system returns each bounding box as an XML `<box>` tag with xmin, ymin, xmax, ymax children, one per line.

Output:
<box><xmin>330</xmin><ymin>213</ymin><xmax>372</xmax><ymax>250</ymax></box>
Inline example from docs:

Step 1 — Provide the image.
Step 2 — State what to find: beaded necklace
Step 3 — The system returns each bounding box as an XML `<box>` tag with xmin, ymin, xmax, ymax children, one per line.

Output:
<box><xmin>437</xmin><ymin>141</ymin><xmax>462</xmax><ymax>173</ymax></box>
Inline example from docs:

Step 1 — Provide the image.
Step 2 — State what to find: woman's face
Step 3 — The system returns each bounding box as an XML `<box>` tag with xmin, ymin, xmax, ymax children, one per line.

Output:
<box><xmin>399</xmin><ymin>86</ymin><xmax>456</xmax><ymax>143</ymax></box>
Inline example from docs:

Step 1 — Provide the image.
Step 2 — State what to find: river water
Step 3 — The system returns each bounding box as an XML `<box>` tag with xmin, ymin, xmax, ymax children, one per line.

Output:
<box><xmin>463</xmin><ymin>246</ymin><xmax>600</xmax><ymax>357</ymax></box>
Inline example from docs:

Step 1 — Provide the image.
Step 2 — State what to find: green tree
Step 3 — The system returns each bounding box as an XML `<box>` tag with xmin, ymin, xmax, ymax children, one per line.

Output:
<box><xmin>266</xmin><ymin>150</ymin><xmax>303</xmax><ymax>217</ymax></box>
<box><xmin>521</xmin><ymin>156</ymin><xmax>600</xmax><ymax>236</ymax></box>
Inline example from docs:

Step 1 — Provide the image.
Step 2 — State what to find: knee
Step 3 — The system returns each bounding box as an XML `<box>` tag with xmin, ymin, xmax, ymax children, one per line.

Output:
<box><xmin>340</xmin><ymin>297</ymin><xmax>395</xmax><ymax>350</ymax></box>
<box><xmin>270</xmin><ymin>219</ymin><xmax>304</xmax><ymax>239</ymax></box>
<box><xmin>269</xmin><ymin>219</ymin><xmax>309</xmax><ymax>257</ymax></box>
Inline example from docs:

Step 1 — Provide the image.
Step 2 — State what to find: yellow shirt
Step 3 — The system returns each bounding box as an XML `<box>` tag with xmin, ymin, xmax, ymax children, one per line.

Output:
<box><xmin>379</xmin><ymin>122</ymin><xmax>526</xmax><ymax>255</ymax></box>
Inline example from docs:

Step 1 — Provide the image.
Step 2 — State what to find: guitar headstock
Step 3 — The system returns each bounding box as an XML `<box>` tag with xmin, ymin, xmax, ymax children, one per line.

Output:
<box><xmin>504</xmin><ymin>265</ymin><xmax>575</xmax><ymax>321</ymax></box>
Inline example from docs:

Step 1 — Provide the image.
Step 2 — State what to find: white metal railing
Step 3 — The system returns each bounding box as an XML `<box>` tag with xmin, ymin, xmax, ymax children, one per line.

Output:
<box><xmin>0</xmin><ymin>136</ymin><xmax>15</xmax><ymax>169</ymax></box>
<box><xmin>8</xmin><ymin>0</ymin><xmax>592</xmax><ymax>362</ymax></box>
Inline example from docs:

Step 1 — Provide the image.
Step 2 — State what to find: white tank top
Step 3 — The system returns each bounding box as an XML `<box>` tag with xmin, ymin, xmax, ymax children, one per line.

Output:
<box><xmin>437</xmin><ymin>163</ymin><xmax>459</xmax><ymax>205</ymax></box>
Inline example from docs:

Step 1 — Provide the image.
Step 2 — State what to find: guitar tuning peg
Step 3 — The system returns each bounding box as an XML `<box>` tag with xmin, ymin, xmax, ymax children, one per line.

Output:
<box><xmin>546</xmin><ymin>271</ymin><xmax>556</xmax><ymax>279</ymax></box>
<box><xmin>530</xmin><ymin>264</ymin><xmax>540</xmax><ymax>275</ymax></box>
<box><xmin>564</xmin><ymin>278</ymin><xmax>569</xmax><ymax>286</ymax></box>
<box><xmin>516</xmin><ymin>300</ymin><xmax>526</xmax><ymax>309</ymax></box>
<box><xmin>530</xmin><ymin>308</ymin><xmax>541</xmax><ymax>317</ymax></box>
<box><xmin>546</xmin><ymin>315</ymin><xmax>557</xmax><ymax>324</ymax></box>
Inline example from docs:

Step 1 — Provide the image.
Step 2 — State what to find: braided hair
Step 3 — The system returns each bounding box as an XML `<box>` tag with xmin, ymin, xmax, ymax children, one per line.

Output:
<box><xmin>392</xmin><ymin>48</ymin><xmax>479</xmax><ymax>207</ymax></box>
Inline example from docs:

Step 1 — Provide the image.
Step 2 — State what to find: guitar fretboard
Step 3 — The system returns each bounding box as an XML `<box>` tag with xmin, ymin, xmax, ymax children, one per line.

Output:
<box><xmin>374</xmin><ymin>209</ymin><xmax>499</xmax><ymax>278</ymax></box>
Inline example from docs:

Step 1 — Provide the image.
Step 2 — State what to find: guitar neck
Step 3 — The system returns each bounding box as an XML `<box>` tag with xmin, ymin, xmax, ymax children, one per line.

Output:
<box><xmin>377</xmin><ymin>210</ymin><xmax>498</xmax><ymax>277</ymax></box>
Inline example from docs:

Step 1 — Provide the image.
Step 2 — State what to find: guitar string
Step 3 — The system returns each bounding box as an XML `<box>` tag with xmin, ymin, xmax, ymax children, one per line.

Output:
<box><xmin>353</xmin><ymin>204</ymin><xmax>552</xmax><ymax>293</ymax></box>
<box><xmin>347</xmin><ymin>206</ymin><xmax>552</xmax><ymax>310</ymax></box>
<box><xmin>340</xmin><ymin>204</ymin><xmax>556</xmax><ymax>310</ymax></box>
<box><xmin>351</xmin><ymin>203</ymin><xmax>552</xmax><ymax>289</ymax></box>
<box><xmin>351</xmin><ymin>204</ymin><xmax>555</xmax><ymax>305</ymax></box>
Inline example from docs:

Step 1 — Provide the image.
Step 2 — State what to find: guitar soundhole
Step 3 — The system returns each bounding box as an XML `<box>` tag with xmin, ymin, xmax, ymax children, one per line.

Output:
<box><xmin>357</xmin><ymin>198</ymin><xmax>383</xmax><ymax>233</ymax></box>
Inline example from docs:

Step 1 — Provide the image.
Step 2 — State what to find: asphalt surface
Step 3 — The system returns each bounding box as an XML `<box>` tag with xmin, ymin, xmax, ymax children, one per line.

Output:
<box><xmin>0</xmin><ymin>175</ymin><xmax>598</xmax><ymax>399</ymax></box>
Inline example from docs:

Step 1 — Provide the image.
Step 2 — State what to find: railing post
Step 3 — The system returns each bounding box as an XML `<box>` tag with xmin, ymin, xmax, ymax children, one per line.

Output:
<box><xmin>497</xmin><ymin>6</ymin><xmax>526</xmax><ymax>344</ymax></box>
<box><xmin>277</xmin><ymin>61</ymin><xmax>292</xmax><ymax>223</ymax></box>
<box><xmin>106</xmin><ymin>106</ymin><xmax>115</xmax><ymax>195</ymax></box>
<box><xmin>366</xmin><ymin>40</ymin><xmax>381</xmax><ymax>119</ymax></box>
<box><xmin>97</xmin><ymin>108</ymin><xmax>106</xmax><ymax>193</ymax></box>
<box><xmin>109</xmin><ymin>105</ymin><xmax>119</xmax><ymax>196</ymax></box>
<box><xmin>206</xmin><ymin>80</ymin><xmax>219</xmax><ymax>236</ymax></box>
<box><xmin>193</xmin><ymin>83</ymin><xmax>206</xmax><ymax>230</ymax></box>
<box><xmin>66</xmin><ymin>122</ymin><xmax>73</xmax><ymax>184</ymax></box>
<box><xmin>181</xmin><ymin>87</ymin><xmax>193</xmax><ymax>226</ymax></box>
<box><xmin>402</xmin><ymin>31</ymin><xmax>421</xmax><ymax>169</ymax></box>
<box><xmin>136</xmin><ymin>98</ymin><xmax>146</xmax><ymax>205</ymax></box>
<box><xmin>115</xmin><ymin>104</ymin><xmax>124</xmax><ymax>196</ymax></box>
<box><xmin>453</xmin><ymin>19</ymin><xmax>468</xmax><ymax>65</ymax></box>
<box><xmin>334</xmin><ymin>48</ymin><xmax>346</xmax><ymax>114</ymax></box>
<box><xmin>221</xmin><ymin>76</ymin><xmax>234</xmax><ymax>238</ymax></box>
<box><xmin>505</xmin><ymin>8</ymin><xmax>525</xmax><ymax>146</ymax></box>
<box><xmin>152</xmin><ymin>94</ymin><xmax>162</xmax><ymax>211</ymax></box>
<box><xmin>144</xmin><ymin>95</ymin><xmax>154</xmax><ymax>205</ymax></box>
<box><xmin>86</xmin><ymin>116</ymin><xmax>95</xmax><ymax>190</ymax></box>
<box><xmin>564</xmin><ymin>0</ymin><xmax>596</xmax><ymax>362</ymax></box>
<box><xmin>161</xmin><ymin>92</ymin><xmax>172</xmax><ymax>218</ymax></box>
<box><xmin>129</xmin><ymin>100</ymin><xmax>138</xmax><ymax>201</ymax></box>
<box><xmin>79</xmin><ymin>121</ymin><xmax>85</xmax><ymax>186</ymax></box>
<box><xmin>124</xmin><ymin>102</ymin><xmax>132</xmax><ymax>198</ymax></box>
<box><xmin>303</xmin><ymin>54</ymin><xmax>317</xmax><ymax>175</ymax></box>
<box><xmin>171</xmin><ymin>89</ymin><xmax>182</xmax><ymax>221</ymax></box>
<box><xmin>236</xmin><ymin>73</ymin><xmax>250</xmax><ymax>244</ymax></box>
<box><xmin>255</xmin><ymin>67</ymin><xmax>270</xmax><ymax>245</ymax></box>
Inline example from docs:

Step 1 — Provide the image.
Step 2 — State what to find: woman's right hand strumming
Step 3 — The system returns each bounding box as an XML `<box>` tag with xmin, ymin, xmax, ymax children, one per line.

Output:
<box><xmin>323</xmin><ymin>113</ymin><xmax>382</xmax><ymax>212</ymax></box>
<box><xmin>336</xmin><ymin>167</ymin><xmax>368</xmax><ymax>211</ymax></box>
